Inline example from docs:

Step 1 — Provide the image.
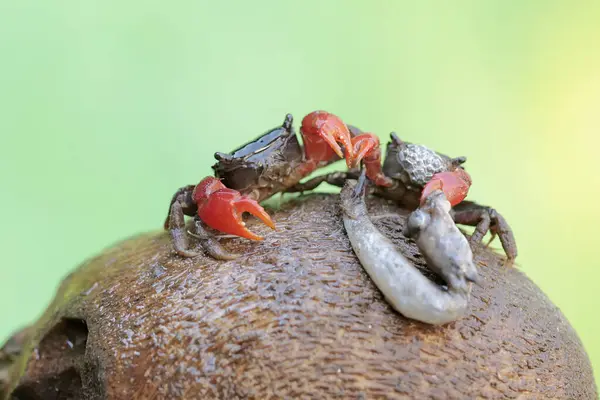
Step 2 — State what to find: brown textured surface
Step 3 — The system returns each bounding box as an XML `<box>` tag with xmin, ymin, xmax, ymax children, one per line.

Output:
<box><xmin>2</xmin><ymin>194</ymin><xmax>597</xmax><ymax>399</ymax></box>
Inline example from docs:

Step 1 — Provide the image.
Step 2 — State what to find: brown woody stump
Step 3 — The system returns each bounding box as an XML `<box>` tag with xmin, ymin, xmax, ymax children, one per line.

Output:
<box><xmin>1</xmin><ymin>194</ymin><xmax>596</xmax><ymax>399</ymax></box>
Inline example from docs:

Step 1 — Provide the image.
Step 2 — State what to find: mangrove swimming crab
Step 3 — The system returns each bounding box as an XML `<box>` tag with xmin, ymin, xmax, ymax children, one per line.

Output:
<box><xmin>165</xmin><ymin>111</ymin><xmax>517</xmax><ymax>263</ymax></box>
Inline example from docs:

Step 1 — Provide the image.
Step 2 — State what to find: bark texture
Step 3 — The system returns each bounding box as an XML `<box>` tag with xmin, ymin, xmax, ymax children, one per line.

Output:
<box><xmin>1</xmin><ymin>194</ymin><xmax>596</xmax><ymax>399</ymax></box>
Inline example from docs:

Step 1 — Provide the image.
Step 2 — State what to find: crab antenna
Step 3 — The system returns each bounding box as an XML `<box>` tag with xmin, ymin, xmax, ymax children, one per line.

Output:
<box><xmin>451</xmin><ymin>156</ymin><xmax>467</xmax><ymax>166</ymax></box>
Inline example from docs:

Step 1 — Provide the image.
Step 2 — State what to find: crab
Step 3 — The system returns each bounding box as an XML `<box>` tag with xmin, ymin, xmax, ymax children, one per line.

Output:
<box><xmin>164</xmin><ymin>111</ymin><xmax>372</xmax><ymax>259</ymax></box>
<box><xmin>287</xmin><ymin>114</ymin><xmax>518</xmax><ymax>264</ymax></box>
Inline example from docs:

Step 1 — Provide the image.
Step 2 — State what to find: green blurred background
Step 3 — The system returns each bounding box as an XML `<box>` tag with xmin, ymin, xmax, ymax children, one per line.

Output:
<box><xmin>1</xmin><ymin>0</ymin><xmax>598</xmax><ymax>385</ymax></box>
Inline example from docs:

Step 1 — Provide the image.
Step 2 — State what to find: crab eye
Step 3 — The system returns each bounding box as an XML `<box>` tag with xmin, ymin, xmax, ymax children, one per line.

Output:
<box><xmin>214</xmin><ymin>152</ymin><xmax>234</xmax><ymax>162</ymax></box>
<box><xmin>390</xmin><ymin>132</ymin><xmax>403</xmax><ymax>146</ymax></box>
<box><xmin>451</xmin><ymin>156</ymin><xmax>467</xmax><ymax>167</ymax></box>
<box><xmin>282</xmin><ymin>113</ymin><xmax>293</xmax><ymax>132</ymax></box>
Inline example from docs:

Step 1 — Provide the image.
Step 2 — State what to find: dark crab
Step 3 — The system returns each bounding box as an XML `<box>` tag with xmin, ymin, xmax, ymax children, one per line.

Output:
<box><xmin>164</xmin><ymin>112</ymin><xmax>368</xmax><ymax>259</ymax></box>
<box><xmin>288</xmin><ymin>118</ymin><xmax>517</xmax><ymax>264</ymax></box>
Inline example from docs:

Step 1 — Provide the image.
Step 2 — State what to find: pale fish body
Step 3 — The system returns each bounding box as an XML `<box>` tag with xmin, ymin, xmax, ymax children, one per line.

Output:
<box><xmin>341</xmin><ymin>178</ymin><xmax>477</xmax><ymax>325</ymax></box>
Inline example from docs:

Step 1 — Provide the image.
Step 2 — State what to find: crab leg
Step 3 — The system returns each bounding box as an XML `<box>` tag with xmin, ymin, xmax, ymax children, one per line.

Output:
<box><xmin>286</xmin><ymin>170</ymin><xmax>361</xmax><ymax>193</ymax></box>
<box><xmin>167</xmin><ymin>197</ymin><xmax>198</xmax><ymax>258</ymax></box>
<box><xmin>188</xmin><ymin>216</ymin><xmax>241</xmax><ymax>260</ymax></box>
<box><xmin>165</xmin><ymin>185</ymin><xmax>203</xmax><ymax>258</ymax></box>
<box><xmin>194</xmin><ymin>177</ymin><xmax>275</xmax><ymax>241</ymax></box>
<box><xmin>451</xmin><ymin>201</ymin><xmax>518</xmax><ymax>264</ymax></box>
<box><xmin>341</xmin><ymin>170</ymin><xmax>477</xmax><ymax>325</ymax></box>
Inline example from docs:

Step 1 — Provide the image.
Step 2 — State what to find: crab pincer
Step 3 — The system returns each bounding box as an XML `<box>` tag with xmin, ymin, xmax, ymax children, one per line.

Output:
<box><xmin>164</xmin><ymin>176</ymin><xmax>276</xmax><ymax>260</ymax></box>
<box><xmin>348</xmin><ymin>133</ymin><xmax>394</xmax><ymax>187</ymax></box>
<box><xmin>420</xmin><ymin>168</ymin><xmax>472</xmax><ymax>207</ymax></box>
<box><xmin>194</xmin><ymin>177</ymin><xmax>275</xmax><ymax>241</ymax></box>
<box><xmin>300</xmin><ymin>111</ymin><xmax>355</xmax><ymax>164</ymax></box>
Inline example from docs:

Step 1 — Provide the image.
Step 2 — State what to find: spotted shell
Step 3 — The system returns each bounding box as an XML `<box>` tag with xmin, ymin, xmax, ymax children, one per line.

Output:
<box><xmin>397</xmin><ymin>144</ymin><xmax>449</xmax><ymax>187</ymax></box>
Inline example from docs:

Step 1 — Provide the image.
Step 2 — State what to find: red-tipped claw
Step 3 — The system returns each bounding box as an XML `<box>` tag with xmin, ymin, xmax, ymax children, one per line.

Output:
<box><xmin>349</xmin><ymin>133</ymin><xmax>379</xmax><ymax>168</ymax></box>
<box><xmin>420</xmin><ymin>168</ymin><xmax>472</xmax><ymax>207</ymax></box>
<box><xmin>300</xmin><ymin>111</ymin><xmax>393</xmax><ymax>187</ymax></box>
<box><xmin>350</xmin><ymin>133</ymin><xmax>394</xmax><ymax>187</ymax></box>
<box><xmin>193</xmin><ymin>177</ymin><xmax>275</xmax><ymax>240</ymax></box>
<box><xmin>300</xmin><ymin>111</ymin><xmax>354</xmax><ymax>164</ymax></box>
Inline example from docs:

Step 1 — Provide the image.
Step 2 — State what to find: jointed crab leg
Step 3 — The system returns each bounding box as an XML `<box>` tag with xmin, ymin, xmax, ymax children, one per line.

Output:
<box><xmin>451</xmin><ymin>201</ymin><xmax>518</xmax><ymax>264</ymax></box>
<box><xmin>285</xmin><ymin>170</ymin><xmax>360</xmax><ymax>193</ymax></box>
<box><xmin>187</xmin><ymin>216</ymin><xmax>241</xmax><ymax>260</ymax></box>
<box><xmin>164</xmin><ymin>185</ymin><xmax>198</xmax><ymax>257</ymax></box>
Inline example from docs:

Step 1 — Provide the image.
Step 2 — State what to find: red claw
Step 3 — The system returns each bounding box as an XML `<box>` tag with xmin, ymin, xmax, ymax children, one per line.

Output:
<box><xmin>350</xmin><ymin>133</ymin><xmax>394</xmax><ymax>187</ymax></box>
<box><xmin>300</xmin><ymin>111</ymin><xmax>354</xmax><ymax>164</ymax></box>
<box><xmin>193</xmin><ymin>177</ymin><xmax>275</xmax><ymax>240</ymax></box>
<box><xmin>350</xmin><ymin>133</ymin><xmax>379</xmax><ymax>168</ymax></box>
<box><xmin>300</xmin><ymin>111</ymin><xmax>393</xmax><ymax>187</ymax></box>
<box><xmin>420</xmin><ymin>168</ymin><xmax>472</xmax><ymax>207</ymax></box>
